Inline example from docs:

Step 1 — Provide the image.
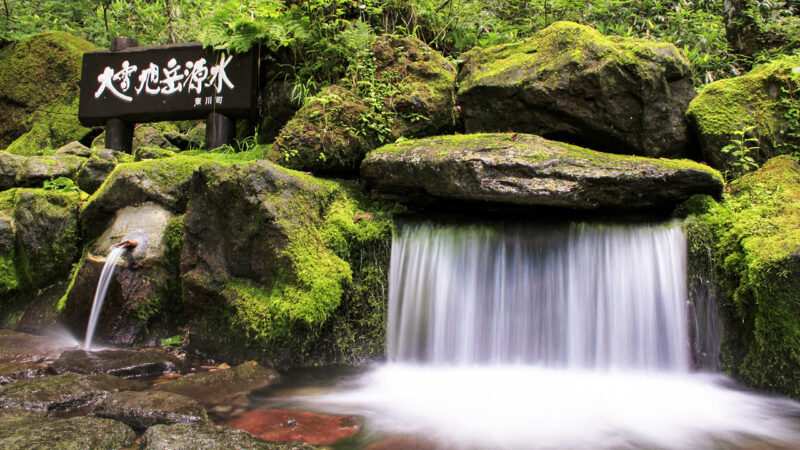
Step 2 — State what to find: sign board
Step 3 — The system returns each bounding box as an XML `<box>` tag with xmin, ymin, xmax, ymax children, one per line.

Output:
<box><xmin>78</xmin><ymin>43</ymin><xmax>257</xmax><ymax>127</ymax></box>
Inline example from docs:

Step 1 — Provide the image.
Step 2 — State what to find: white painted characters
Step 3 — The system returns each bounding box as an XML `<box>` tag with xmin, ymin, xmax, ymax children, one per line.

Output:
<box><xmin>94</xmin><ymin>53</ymin><xmax>236</xmax><ymax>104</ymax></box>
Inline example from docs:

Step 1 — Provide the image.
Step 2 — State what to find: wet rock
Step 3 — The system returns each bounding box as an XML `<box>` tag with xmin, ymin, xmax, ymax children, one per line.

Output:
<box><xmin>52</xmin><ymin>349</ymin><xmax>183</xmax><ymax>378</ymax></box>
<box><xmin>152</xmin><ymin>362</ymin><xmax>278</xmax><ymax>405</ymax></box>
<box><xmin>0</xmin><ymin>330</ymin><xmax>75</xmax><ymax>363</ymax></box>
<box><xmin>367</xmin><ymin>435</ymin><xmax>449</xmax><ymax>450</ymax></box>
<box><xmin>0</xmin><ymin>152</ymin><xmax>24</xmax><ymax>190</ymax></box>
<box><xmin>457</xmin><ymin>21</ymin><xmax>695</xmax><ymax>158</ymax></box>
<box><xmin>0</xmin><ymin>415</ymin><xmax>136</xmax><ymax>449</ymax></box>
<box><xmin>60</xmin><ymin>203</ymin><xmax>180</xmax><ymax>346</ymax></box>
<box><xmin>0</xmin><ymin>372</ymin><xmax>135</xmax><ymax>413</ymax></box>
<box><xmin>15</xmin><ymin>154</ymin><xmax>85</xmax><ymax>187</ymax></box>
<box><xmin>92</xmin><ymin>390</ymin><xmax>206</xmax><ymax>431</ymax></box>
<box><xmin>361</xmin><ymin>133</ymin><xmax>723</xmax><ymax>212</ymax></box>
<box><xmin>142</xmin><ymin>423</ymin><xmax>316</xmax><ymax>449</ymax></box>
<box><xmin>76</xmin><ymin>148</ymin><xmax>133</xmax><ymax>194</ymax></box>
<box><xmin>55</xmin><ymin>141</ymin><xmax>92</xmax><ymax>157</ymax></box>
<box><xmin>223</xmin><ymin>409</ymin><xmax>361</xmax><ymax>446</ymax></box>
<box><xmin>0</xmin><ymin>361</ymin><xmax>46</xmax><ymax>385</ymax></box>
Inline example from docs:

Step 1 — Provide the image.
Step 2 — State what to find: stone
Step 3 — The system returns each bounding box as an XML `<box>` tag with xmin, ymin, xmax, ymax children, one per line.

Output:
<box><xmin>76</xmin><ymin>148</ymin><xmax>133</xmax><ymax>194</ymax></box>
<box><xmin>0</xmin><ymin>416</ymin><xmax>136</xmax><ymax>449</ymax></box>
<box><xmin>0</xmin><ymin>330</ymin><xmax>75</xmax><ymax>363</ymax></box>
<box><xmin>152</xmin><ymin>362</ymin><xmax>278</xmax><ymax>405</ymax></box>
<box><xmin>55</xmin><ymin>141</ymin><xmax>92</xmax><ymax>157</ymax></box>
<box><xmin>457</xmin><ymin>21</ymin><xmax>696</xmax><ymax>158</ymax></box>
<box><xmin>15</xmin><ymin>154</ymin><xmax>85</xmax><ymax>188</ymax></box>
<box><xmin>682</xmin><ymin>156</ymin><xmax>800</xmax><ymax>396</ymax></box>
<box><xmin>361</xmin><ymin>133</ymin><xmax>723</xmax><ymax>212</ymax></box>
<box><xmin>92</xmin><ymin>390</ymin><xmax>207</xmax><ymax>431</ymax></box>
<box><xmin>60</xmin><ymin>203</ymin><xmax>181</xmax><ymax>346</ymax></box>
<box><xmin>135</xmin><ymin>125</ymin><xmax>179</xmax><ymax>151</ymax></box>
<box><xmin>274</xmin><ymin>36</ymin><xmax>455</xmax><ymax>174</ymax></box>
<box><xmin>0</xmin><ymin>33</ymin><xmax>97</xmax><ymax>155</ymax></box>
<box><xmin>0</xmin><ymin>152</ymin><xmax>24</xmax><ymax>190</ymax></box>
<box><xmin>223</xmin><ymin>409</ymin><xmax>361</xmax><ymax>446</ymax></box>
<box><xmin>0</xmin><ymin>189</ymin><xmax>81</xmax><ymax>298</ymax></box>
<box><xmin>686</xmin><ymin>55</ymin><xmax>800</xmax><ymax>177</ymax></box>
<box><xmin>141</xmin><ymin>423</ymin><xmax>315</xmax><ymax>449</ymax></box>
<box><xmin>51</xmin><ymin>349</ymin><xmax>183</xmax><ymax>378</ymax></box>
<box><xmin>135</xmin><ymin>146</ymin><xmax>178</xmax><ymax>161</ymax></box>
<box><xmin>181</xmin><ymin>160</ymin><xmax>391</xmax><ymax>368</ymax></box>
<box><xmin>0</xmin><ymin>372</ymin><xmax>135</xmax><ymax>413</ymax></box>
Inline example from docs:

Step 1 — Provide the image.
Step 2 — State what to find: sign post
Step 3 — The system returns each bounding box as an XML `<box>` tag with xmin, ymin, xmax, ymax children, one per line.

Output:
<box><xmin>79</xmin><ymin>40</ymin><xmax>257</xmax><ymax>152</ymax></box>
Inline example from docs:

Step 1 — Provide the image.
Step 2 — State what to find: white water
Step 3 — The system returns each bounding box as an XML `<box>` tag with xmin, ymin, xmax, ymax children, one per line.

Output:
<box><xmin>284</xmin><ymin>221</ymin><xmax>800</xmax><ymax>448</ymax></box>
<box><xmin>83</xmin><ymin>246</ymin><xmax>127</xmax><ymax>350</ymax></box>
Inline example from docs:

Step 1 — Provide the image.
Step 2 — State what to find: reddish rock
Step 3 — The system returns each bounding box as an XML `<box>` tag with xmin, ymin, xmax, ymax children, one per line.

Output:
<box><xmin>223</xmin><ymin>409</ymin><xmax>361</xmax><ymax>446</ymax></box>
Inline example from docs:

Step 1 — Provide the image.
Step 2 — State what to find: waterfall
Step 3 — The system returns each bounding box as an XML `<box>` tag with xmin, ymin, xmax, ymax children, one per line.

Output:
<box><xmin>284</xmin><ymin>219</ymin><xmax>800</xmax><ymax>449</ymax></box>
<box><xmin>83</xmin><ymin>246</ymin><xmax>127</xmax><ymax>350</ymax></box>
<box><xmin>388</xmin><ymin>221</ymin><xmax>689</xmax><ymax>371</ymax></box>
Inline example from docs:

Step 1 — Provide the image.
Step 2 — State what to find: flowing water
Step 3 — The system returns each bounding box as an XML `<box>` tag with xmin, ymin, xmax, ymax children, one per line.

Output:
<box><xmin>263</xmin><ymin>220</ymin><xmax>800</xmax><ymax>448</ymax></box>
<box><xmin>84</xmin><ymin>246</ymin><xmax>127</xmax><ymax>350</ymax></box>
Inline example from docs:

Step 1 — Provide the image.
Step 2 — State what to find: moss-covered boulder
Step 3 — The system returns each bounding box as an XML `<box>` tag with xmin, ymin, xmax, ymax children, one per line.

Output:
<box><xmin>0</xmin><ymin>189</ymin><xmax>81</xmax><ymax>315</ymax></box>
<box><xmin>182</xmin><ymin>161</ymin><xmax>393</xmax><ymax>368</ymax></box>
<box><xmin>0</xmin><ymin>33</ymin><xmax>97</xmax><ymax>155</ymax></box>
<box><xmin>92</xmin><ymin>391</ymin><xmax>207</xmax><ymax>431</ymax></box>
<box><xmin>457</xmin><ymin>21</ymin><xmax>696</xmax><ymax>158</ymax></box>
<box><xmin>274</xmin><ymin>36</ymin><xmax>456</xmax><ymax>174</ymax></box>
<box><xmin>683</xmin><ymin>156</ymin><xmax>800</xmax><ymax>396</ymax></box>
<box><xmin>0</xmin><ymin>416</ymin><xmax>136</xmax><ymax>449</ymax></box>
<box><xmin>151</xmin><ymin>361</ymin><xmax>278</xmax><ymax>406</ymax></box>
<box><xmin>51</xmin><ymin>349</ymin><xmax>183</xmax><ymax>378</ymax></box>
<box><xmin>686</xmin><ymin>56</ymin><xmax>800</xmax><ymax>177</ymax></box>
<box><xmin>15</xmin><ymin>154</ymin><xmax>86</xmax><ymax>188</ymax></box>
<box><xmin>362</xmin><ymin>133</ymin><xmax>722</xmax><ymax>212</ymax></box>
<box><xmin>142</xmin><ymin>423</ymin><xmax>313</xmax><ymax>450</ymax></box>
<box><xmin>0</xmin><ymin>372</ymin><xmax>135</xmax><ymax>413</ymax></box>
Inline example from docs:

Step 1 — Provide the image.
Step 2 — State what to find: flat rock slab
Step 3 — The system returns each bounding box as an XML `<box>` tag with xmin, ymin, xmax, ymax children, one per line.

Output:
<box><xmin>223</xmin><ymin>409</ymin><xmax>361</xmax><ymax>446</ymax></box>
<box><xmin>92</xmin><ymin>390</ymin><xmax>207</xmax><ymax>431</ymax></box>
<box><xmin>0</xmin><ymin>372</ymin><xmax>135</xmax><ymax>414</ymax></box>
<box><xmin>142</xmin><ymin>423</ymin><xmax>318</xmax><ymax>450</ymax></box>
<box><xmin>0</xmin><ymin>330</ymin><xmax>76</xmax><ymax>363</ymax></box>
<box><xmin>0</xmin><ymin>415</ymin><xmax>135</xmax><ymax>449</ymax></box>
<box><xmin>361</xmin><ymin>133</ymin><xmax>723</xmax><ymax>212</ymax></box>
<box><xmin>52</xmin><ymin>349</ymin><xmax>183</xmax><ymax>378</ymax></box>
<box><xmin>152</xmin><ymin>362</ymin><xmax>278</xmax><ymax>405</ymax></box>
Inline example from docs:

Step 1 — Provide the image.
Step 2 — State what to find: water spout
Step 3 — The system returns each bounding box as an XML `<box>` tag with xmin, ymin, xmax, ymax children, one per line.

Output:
<box><xmin>83</xmin><ymin>231</ymin><xmax>148</xmax><ymax>350</ymax></box>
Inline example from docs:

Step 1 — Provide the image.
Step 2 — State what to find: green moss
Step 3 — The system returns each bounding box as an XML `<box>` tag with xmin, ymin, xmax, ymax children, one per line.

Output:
<box><xmin>684</xmin><ymin>155</ymin><xmax>800</xmax><ymax>396</ymax></box>
<box><xmin>5</xmin><ymin>99</ymin><xmax>91</xmax><ymax>156</ymax></box>
<box><xmin>689</xmin><ymin>56</ymin><xmax>800</xmax><ymax>137</ymax></box>
<box><xmin>459</xmin><ymin>21</ymin><xmax>687</xmax><ymax>92</ymax></box>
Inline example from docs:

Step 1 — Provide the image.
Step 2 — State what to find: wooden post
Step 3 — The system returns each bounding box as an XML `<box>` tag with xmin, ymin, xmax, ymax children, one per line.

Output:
<box><xmin>105</xmin><ymin>37</ymin><xmax>138</xmax><ymax>153</ymax></box>
<box><xmin>206</xmin><ymin>112</ymin><xmax>235</xmax><ymax>149</ymax></box>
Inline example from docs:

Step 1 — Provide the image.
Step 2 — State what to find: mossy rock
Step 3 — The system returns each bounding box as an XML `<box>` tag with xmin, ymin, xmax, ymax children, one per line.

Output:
<box><xmin>683</xmin><ymin>155</ymin><xmax>800</xmax><ymax>396</ymax></box>
<box><xmin>182</xmin><ymin>160</ymin><xmax>393</xmax><ymax>368</ymax></box>
<box><xmin>0</xmin><ymin>416</ymin><xmax>136</xmax><ymax>449</ymax></box>
<box><xmin>0</xmin><ymin>188</ymin><xmax>81</xmax><ymax>304</ymax></box>
<box><xmin>0</xmin><ymin>33</ymin><xmax>97</xmax><ymax>153</ymax></box>
<box><xmin>76</xmin><ymin>148</ymin><xmax>133</xmax><ymax>194</ymax></box>
<box><xmin>274</xmin><ymin>36</ymin><xmax>455</xmax><ymax>175</ymax></box>
<box><xmin>457</xmin><ymin>21</ymin><xmax>696</xmax><ymax>158</ymax></box>
<box><xmin>362</xmin><ymin>133</ymin><xmax>722</xmax><ymax>212</ymax></box>
<box><xmin>687</xmin><ymin>55</ymin><xmax>800</xmax><ymax>178</ymax></box>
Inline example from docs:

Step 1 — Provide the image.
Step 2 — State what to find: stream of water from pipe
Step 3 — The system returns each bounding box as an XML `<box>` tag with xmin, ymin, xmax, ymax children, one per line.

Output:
<box><xmin>83</xmin><ymin>245</ymin><xmax>127</xmax><ymax>350</ymax></box>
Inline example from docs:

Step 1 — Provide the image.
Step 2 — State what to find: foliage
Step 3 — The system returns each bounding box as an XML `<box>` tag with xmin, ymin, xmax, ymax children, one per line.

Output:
<box><xmin>42</xmin><ymin>176</ymin><xmax>79</xmax><ymax>193</ymax></box>
<box><xmin>777</xmin><ymin>68</ymin><xmax>800</xmax><ymax>158</ymax></box>
<box><xmin>720</xmin><ymin>125</ymin><xmax>760</xmax><ymax>176</ymax></box>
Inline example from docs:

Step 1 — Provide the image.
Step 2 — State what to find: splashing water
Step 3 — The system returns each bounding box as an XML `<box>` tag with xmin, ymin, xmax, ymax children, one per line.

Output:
<box><xmin>277</xmin><ymin>221</ymin><xmax>800</xmax><ymax>448</ymax></box>
<box><xmin>83</xmin><ymin>246</ymin><xmax>127</xmax><ymax>350</ymax></box>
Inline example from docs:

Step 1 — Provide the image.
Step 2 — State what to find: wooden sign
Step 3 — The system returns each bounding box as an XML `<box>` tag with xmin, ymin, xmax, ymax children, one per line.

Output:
<box><xmin>78</xmin><ymin>43</ymin><xmax>257</xmax><ymax>127</ymax></box>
